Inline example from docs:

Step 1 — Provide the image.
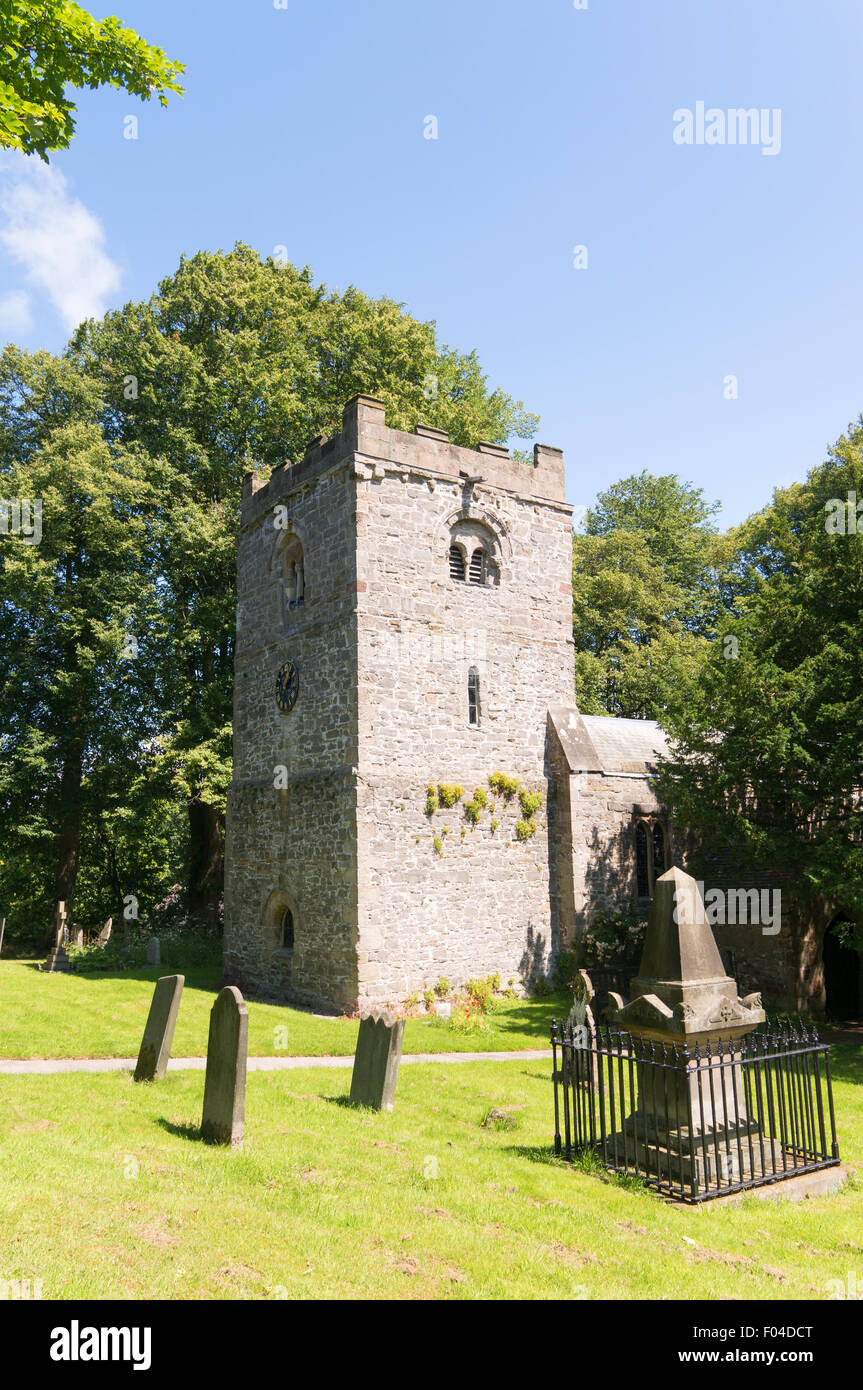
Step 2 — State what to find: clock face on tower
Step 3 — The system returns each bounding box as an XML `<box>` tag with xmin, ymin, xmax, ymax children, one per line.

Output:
<box><xmin>275</xmin><ymin>659</ymin><xmax>299</xmax><ymax>713</ymax></box>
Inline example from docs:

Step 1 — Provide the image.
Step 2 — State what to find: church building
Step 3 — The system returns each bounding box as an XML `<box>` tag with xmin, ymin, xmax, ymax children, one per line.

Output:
<box><xmin>223</xmin><ymin>395</ymin><xmax>672</xmax><ymax>1012</ymax></box>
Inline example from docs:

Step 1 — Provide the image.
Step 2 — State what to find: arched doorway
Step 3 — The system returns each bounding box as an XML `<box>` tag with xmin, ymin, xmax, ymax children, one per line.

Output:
<box><xmin>823</xmin><ymin>919</ymin><xmax>861</xmax><ymax>1020</ymax></box>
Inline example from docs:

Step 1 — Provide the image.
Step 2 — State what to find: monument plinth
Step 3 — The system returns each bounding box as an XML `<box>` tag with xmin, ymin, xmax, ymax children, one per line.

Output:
<box><xmin>606</xmin><ymin>867</ymin><xmax>765</xmax><ymax>1045</ymax></box>
<box><xmin>605</xmin><ymin>867</ymin><xmax>777</xmax><ymax>1190</ymax></box>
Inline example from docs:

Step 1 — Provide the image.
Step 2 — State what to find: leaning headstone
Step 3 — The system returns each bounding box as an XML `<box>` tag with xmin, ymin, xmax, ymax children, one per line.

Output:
<box><xmin>97</xmin><ymin>917</ymin><xmax>112</xmax><ymax>947</ymax></box>
<box><xmin>134</xmin><ymin>974</ymin><xmax>185</xmax><ymax>1083</ymax></box>
<box><xmin>75</xmin><ymin>929</ymin><xmax>84</xmax><ymax>948</ymax></box>
<box><xmin>146</xmin><ymin>936</ymin><xmax>160</xmax><ymax>967</ymax></box>
<box><xmin>0</xmin><ymin>917</ymin><xmax>6</xmax><ymax>955</ymax></box>
<box><xmin>349</xmin><ymin>1010</ymin><xmax>405</xmax><ymax>1112</ymax></box>
<box><xmin>200</xmin><ymin>986</ymin><xmax>248</xmax><ymax>1147</ymax></box>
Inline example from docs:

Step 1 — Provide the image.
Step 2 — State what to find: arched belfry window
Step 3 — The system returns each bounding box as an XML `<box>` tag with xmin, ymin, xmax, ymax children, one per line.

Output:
<box><xmin>449</xmin><ymin>544</ymin><xmax>466</xmax><ymax>582</ymax></box>
<box><xmin>280</xmin><ymin>535</ymin><xmax>305</xmax><ymax>610</ymax></box>
<box><xmin>447</xmin><ymin>521</ymin><xmax>499</xmax><ymax>586</ymax></box>
<box><xmin>468</xmin><ymin>667</ymin><xmax>480</xmax><ymax>727</ymax></box>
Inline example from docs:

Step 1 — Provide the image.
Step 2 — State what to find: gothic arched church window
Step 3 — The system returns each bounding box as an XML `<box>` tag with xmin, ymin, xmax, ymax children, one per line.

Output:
<box><xmin>636</xmin><ymin>822</ymin><xmax>650</xmax><ymax>898</ymax></box>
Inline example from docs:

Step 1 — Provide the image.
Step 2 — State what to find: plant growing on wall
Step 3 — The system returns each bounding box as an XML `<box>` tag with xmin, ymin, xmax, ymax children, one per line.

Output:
<box><xmin>488</xmin><ymin>771</ymin><xmax>520</xmax><ymax>801</ymax></box>
<box><xmin>518</xmin><ymin>789</ymin><xmax>543</xmax><ymax>819</ymax></box>
<box><xmin>437</xmin><ymin>784</ymin><xmax>464</xmax><ymax>808</ymax></box>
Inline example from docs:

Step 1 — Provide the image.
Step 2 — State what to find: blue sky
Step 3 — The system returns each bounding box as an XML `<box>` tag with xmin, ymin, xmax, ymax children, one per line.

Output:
<box><xmin>1</xmin><ymin>0</ymin><xmax>862</xmax><ymax>526</ymax></box>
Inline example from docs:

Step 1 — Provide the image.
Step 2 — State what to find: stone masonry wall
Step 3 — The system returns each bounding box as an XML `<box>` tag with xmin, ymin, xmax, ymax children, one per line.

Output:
<box><xmin>223</xmin><ymin>446</ymin><xmax>361</xmax><ymax>1011</ymax></box>
<box><xmin>351</xmin><ymin>400</ymin><xmax>575</xmax><ymax>1005</ymax></box>
<box><xmin>570</xmin><ymin>771</ymin><xmax>671</xmax><ymax>930</ymax></box>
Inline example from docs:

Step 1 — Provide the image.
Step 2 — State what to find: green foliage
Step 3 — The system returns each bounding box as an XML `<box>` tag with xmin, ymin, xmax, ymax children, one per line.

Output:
<box><xmin>657</xmin><ymin>422</ymin><xmax>863</xmax><ymax>917</ymax></box>
<box><xmin>518</xmin><ymin>789</ymin><xmax>543</xmax><ymax>819</ymax></box>
<box><xmin>515</xmin><ymin>818</ymin><xmax>537</xmax><ymax>842</ymax></box>
<box><xmin>463</xmin><ymin>787</ymin><xmax>487</xmax><ymax>824</ymax></box>
<box><xmin>437</xmin><ymin>783</ymin><xmax>464</xmax><ymax>808</ymax></box>
<box><xmin>67</xmin><ymin>927</ymin><xmax>220</xmax><ymax>974</ymax></box>
<box><xmin>490</xmin><ymin>818</ymin><xmax>499</xmax><ymax>834</ymax></box>
<box><xmin>552</xmin><ymin>947</ymin><xmax>580</xmax><ymax>992</ymax></box>
<box><xmin>432</xmin><ymin>835</ymin><xmax>443</xmax><ymax>856</ymax></box>
<box><xmin>832</xmin><ymin>921</ymin><xmax>863</xmax><ymax>952</ymax></box>
<box><xmin>423</xmin><ymin>988</ymin><xmax>435</xmax><ymax>1011</ymax></box>
<box><xmin>424</xmin><ymin>785</ymin><xmax>439</xmax><ymax>816</ymax></box>
<box><xmin>433</xmin><ymin>978</ymin><xmax>450</xmax><ymax>998</ymax></box>
<box><xmin>448</xmin><ymin>1002</ymin><xmax>492</xmax><ymax>1036</ymax></box>
<box><xmin>0</xmin><ymin>246</ymin><xmax>539</xmax><ymax>929</ymax></box>
<box><xmin>572</xmin><ymin>472</ymin><xmax>744</xmax><ymax>718</ymax></box>
<box><xmin>0</xmin><ymin>1</ymin><xmax>184</xmax><ymax>160</ymax></box>
<box><xmin>465</xmin><ymin>976</ymin><xmax>495</xmax><ymax>1012</ymax></box>
<box><xmin>488</xmin><ymin>771</ymin><xmax>520</xmax><ymax>801</ymax></box>
<box><xmin>0</xmin><ymin>347</ymin><xmax>185</xmax><ymax>939</ymax></box>
<box><xmin>581</xmin><ymin>910</ymin><xmax>648</xmax><ymax>968</ymax></box>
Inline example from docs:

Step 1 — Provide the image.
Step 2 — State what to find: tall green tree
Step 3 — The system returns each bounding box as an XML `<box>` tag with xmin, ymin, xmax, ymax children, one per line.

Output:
<box><xmin>0</xmin><ymin>1</ymin><xmax>183</xmax><ymax>159</ymax></box>
<box><xmin>657</xmin><ymin>423</ymin><xmax>863</xmax><ymax>917</ymax></box>
<box><xmin>572</xmin><ymin>472</ymin><xmax>741</xmax><ymax>718</ymax></box>
<box><xmin>68</xmin><ymin>245</ymin><xmax>539</xmax><ymax>923</ymax></box>
<box><xmin>0</xmin><ymin>346</ymin><xmax>172</xmax><ymax>937</ymax></box>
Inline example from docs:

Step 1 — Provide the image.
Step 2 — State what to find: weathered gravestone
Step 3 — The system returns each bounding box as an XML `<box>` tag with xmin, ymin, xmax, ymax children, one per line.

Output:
<box><xmin>97</xmin><ymin>917</ymin><xmax>112</xmax><ymax>947</ymax></box>
<box><xmin>349</xmin><ymin>1010</ymin><xmax>405</xmax><ymax>1112</ymax></box>
<box><xmin>146</xmin><ymin>936</ymin><xmax>160</xmax><ymax>967</ymax></box>
<box><xmin>134</xmin><ymin>974</ymin><xmax>185</xmax><ymax>1083</ymax></box>
<box><xmin>43</xmin><ymin>902</ymin><xmax>72</xmax><ymax>973</ymax></box>
<box><xmin>200</xmin><ymin>986</ymin><xmax>248</xmax><ymax>1147</ymax></box>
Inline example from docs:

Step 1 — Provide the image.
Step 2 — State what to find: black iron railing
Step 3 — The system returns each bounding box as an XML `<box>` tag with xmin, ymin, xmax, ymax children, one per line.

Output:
<box><xmin>551</xmin><ymin>1019</ymin><xmax>840</xmax><ymax>1203</ymax></box>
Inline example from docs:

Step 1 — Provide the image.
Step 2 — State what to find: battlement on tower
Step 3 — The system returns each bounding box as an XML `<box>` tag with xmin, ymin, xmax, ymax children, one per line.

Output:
<box><xmin>241</xmin><ymin>394</ymin><xmax>567</xmax><ymax>528</ymax></box>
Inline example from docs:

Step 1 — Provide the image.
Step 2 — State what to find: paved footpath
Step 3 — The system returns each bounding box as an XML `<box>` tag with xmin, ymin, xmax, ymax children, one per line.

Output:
<box><xmin>0</xmin><ymin>1049</ymin><xmax>553</xmax><ymax>1075</ymax></box>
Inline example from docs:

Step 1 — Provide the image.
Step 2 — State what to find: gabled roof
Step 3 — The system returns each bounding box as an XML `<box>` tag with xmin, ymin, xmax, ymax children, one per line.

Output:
<box><xmin>548</xmin><ymin>707</ymin><xmax>670</xmax><ymax>775</ymax></box>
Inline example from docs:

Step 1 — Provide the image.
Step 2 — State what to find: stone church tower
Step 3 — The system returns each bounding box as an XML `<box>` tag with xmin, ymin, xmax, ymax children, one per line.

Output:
<box><xmin>224</xmin><ymin>395</ymin><xmax>580</xmax><ymax>1012</ymax></box>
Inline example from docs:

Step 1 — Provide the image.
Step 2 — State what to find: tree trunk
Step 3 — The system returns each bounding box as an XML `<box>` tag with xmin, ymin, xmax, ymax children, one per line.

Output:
<box><xmin>187</xmin><ymin>798</ymin><xmax>224</xmax><ymax>928</ymax></box>
<box><xmin>49</xmin><ymin>749</ymin><xmax>83</xmax><ymax>945</ymax></box>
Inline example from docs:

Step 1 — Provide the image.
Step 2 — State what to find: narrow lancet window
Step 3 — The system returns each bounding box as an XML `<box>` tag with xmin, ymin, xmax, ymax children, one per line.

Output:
<box><xmin>468</xmin><ymin>667</ymin><xmax>480</xmax><ymax>726</ymax></box>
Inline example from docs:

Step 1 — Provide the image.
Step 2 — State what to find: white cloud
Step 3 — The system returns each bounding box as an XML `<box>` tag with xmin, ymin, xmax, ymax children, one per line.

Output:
<box><xmin>0</xmin><ymin>289</ymin><xmax>33</xmax><ymax>336</ymax></box>
<box><xmin>0</xmin><ymin>156</ymin><xmax>122</xmax><ymax>331</ymax></box>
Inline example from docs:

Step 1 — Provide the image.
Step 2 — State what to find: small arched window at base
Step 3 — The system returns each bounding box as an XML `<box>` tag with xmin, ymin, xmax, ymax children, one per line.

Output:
<box><xmin>468</xmin><ymin>667</ymin><xmax>480</xmax><ymax>727</ymax></box>
<box><xmin>280</xmin><ymin>907</ymin><xmax>295</xmax><ymax>951</ymax></box>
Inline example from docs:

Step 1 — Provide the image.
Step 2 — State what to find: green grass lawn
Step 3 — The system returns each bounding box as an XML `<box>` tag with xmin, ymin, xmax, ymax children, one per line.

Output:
<box><xmin>0</xmin><ymin>959</ymin><xmax>564</xmax><ymax>1060</ymax></box>
<box><xmin>0</xmin><ymin>1051</ymin><xmax>860</xmax><ymax>1300</ymax></box>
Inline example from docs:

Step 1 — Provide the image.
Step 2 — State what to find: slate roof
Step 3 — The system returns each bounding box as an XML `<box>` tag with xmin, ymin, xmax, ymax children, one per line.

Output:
<box><xmin>580</xmin><ymin>715</ymin><xmax>670</xmax><ymax>774</ymax></box>
<box><xmin>548</xmin><ymin>706</ymin><xmax>670</xmax><ymax>775</ymax></box>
